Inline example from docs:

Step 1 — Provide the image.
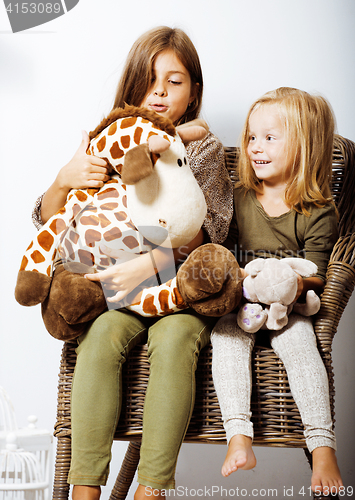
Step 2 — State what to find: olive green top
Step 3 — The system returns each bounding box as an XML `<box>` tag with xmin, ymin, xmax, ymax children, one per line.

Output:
<box><xmin>227</xmin><ymin>187</ymin><xmax>338</xmax><ymax>282</ymax></box>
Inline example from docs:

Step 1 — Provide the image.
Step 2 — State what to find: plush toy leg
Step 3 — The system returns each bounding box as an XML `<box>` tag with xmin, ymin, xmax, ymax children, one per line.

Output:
<box><xmin>237</xmin><ymin>303</ymin><xmax>267</xmax><ymax>333</ymax></box>
<box><xmin>125</xmin><ymin>276</ymin><xmax>187</xmax><ymax>317</ymax></box>
<box><xmin>265</xmin><ymin>303</ymin><xmax>289</xmax><ymax>330</ymax></box>
<box><xmin>15</xmin><ymin>271</ymin><xmax>52</xmax><ymax>306</ymax></box>
<box><xmin>41</xmin><ymin>297</ymin><xmax>90</xmax><ymax>341</ymax></box>
<box><xmin>176</xmin><ymin>243</ymin><xmax>243</xmax><ymax>317</ymax></box>
<box><xmin>43</xmin><ymin>263</ymin><xmax>108</xmax><ymax>326</ymax></box>
<box><xmin>292</xmin><ymin>290</ymin><xmax>321</xmax><ymax>317</ymax></box>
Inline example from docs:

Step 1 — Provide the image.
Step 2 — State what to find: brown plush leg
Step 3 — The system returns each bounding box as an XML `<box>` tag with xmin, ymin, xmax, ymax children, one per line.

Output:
<box><xmin>15</xmin><ymin>270</ymin><xmax>52</xmax><ymax>306</ymax></box>
<box><xmin>41</xmin><ymin>296</ymin><xmax>90</xmax><ymax>341</ymax></box>
<box><xmin>49</xmin><ymin>264</ymin><xmax>108</xmax><ymax>324</ymax></box>
<box><xmin>177</xmin><ymin>243</ymin><xmax>243</xmax><ymax>317</ymax></box>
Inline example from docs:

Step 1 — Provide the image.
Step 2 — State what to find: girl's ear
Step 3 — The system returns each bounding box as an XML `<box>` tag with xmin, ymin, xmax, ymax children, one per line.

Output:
<box><xmin>189</xmin><ymin>83</ymin><xmax>200</xmax><ymax>106</ymax></box>
<box><xmin>188</xmin><ymin>82</ymin><xmax>199</xmax><ymax>105</ymax></box>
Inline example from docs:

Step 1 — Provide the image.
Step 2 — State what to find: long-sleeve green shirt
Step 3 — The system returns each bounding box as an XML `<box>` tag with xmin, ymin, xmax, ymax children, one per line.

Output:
<box><xmin>226</xmin><ymin>187</ymin><xmax>338</xmax><ymax>282</ymax></box>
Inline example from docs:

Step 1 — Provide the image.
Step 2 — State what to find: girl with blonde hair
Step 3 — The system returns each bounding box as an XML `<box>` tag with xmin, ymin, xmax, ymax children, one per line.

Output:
<box><xmin>211</xmin><ymin>87</ymin><xmax>343</xmax><ymax>495</ymax></box>
<box><xmin>32</xmin><ymin>26</ymin><xmax>233</xmax><ymax>500</ymax></box>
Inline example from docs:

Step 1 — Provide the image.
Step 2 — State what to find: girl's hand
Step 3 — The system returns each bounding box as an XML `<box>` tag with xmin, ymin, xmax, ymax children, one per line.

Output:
<box><xmin>295</xmin><ymin>275</ymin><xmax>324</xmax><ymax>302</ymax></box>
<box><xmin>85</xmin><ymin>232</ymin><xmax>204</xmax><ymax>305</ymax></box>
<box><xmin>85</xmin><ymin>253</ymin><xmax>155</xmax><ymax>304</ymax></box>
<box><xmin>294</xmin><ymin>272</ymin><xmax>304</xmax><ymax>301</ymax></box>
<box><xmin>41</xmin><ymin>131</ymin><xmax>110</xmax><ymax>223</ymax></box>
<box><xmin>56</xmin><ymin>131</ymin><xmax>110</xmax><ymax>191</ymax></box>
<box><xmin>240</xmin><ymin>267</ymin><xmax>249</xmax><ymax>281</ymax></box>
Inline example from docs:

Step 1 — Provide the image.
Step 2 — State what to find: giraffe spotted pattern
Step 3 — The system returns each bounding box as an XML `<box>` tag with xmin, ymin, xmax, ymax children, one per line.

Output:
<box><xmin>16</xmin><ymin>106</ymin><xmax>207</xmax><ymax>317</ymax></box>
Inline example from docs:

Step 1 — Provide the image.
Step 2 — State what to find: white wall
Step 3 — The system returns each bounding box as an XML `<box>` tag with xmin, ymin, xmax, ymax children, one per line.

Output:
<box><xmin>1</xmin><ymin>0</ymin><xmax>354</xmax><ymax>498</ymax></box>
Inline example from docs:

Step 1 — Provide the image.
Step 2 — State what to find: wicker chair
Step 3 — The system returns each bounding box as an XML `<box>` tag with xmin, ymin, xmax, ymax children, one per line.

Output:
<box><xmin>52</xmin><ymin>135</ymin><xmax>355</xmax><ymax>500</ymax></box>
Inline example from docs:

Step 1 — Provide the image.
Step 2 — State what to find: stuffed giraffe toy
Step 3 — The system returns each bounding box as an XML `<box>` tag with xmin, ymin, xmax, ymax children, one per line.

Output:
<box><xmin>15</xmin><ymin>105</ymin><xmax>212</xmax><ymax>340</ymax></box>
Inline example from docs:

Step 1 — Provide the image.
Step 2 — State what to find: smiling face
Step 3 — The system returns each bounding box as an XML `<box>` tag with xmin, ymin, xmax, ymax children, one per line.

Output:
<box><xmin>247</xmin><ymin>104</ymin><xmax>291</xmax><ymax>187</ymax></box>
<box><xmin>140</xmin><ymin>50</ymin><xmax>197</xmax><ymax>125</ymax></box>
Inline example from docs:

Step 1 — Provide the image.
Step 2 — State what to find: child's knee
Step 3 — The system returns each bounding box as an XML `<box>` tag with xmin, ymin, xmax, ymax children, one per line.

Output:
<box><xmin>77</xmin><ymin>310</ymin><xmax>144</xmax><ymax>361</ymax></box>
<box><xmin>148</xmin><ymin>314</ymin><xmax>208</xmax><ymax>363</ymax></box>
<box><xmin>211</xmin><ymin>314</ymin><xmax>255</xmax><ymax>350</ymax></box>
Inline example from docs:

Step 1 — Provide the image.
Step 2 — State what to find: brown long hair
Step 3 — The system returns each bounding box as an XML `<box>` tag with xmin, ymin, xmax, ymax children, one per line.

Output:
<box><xmin>112</xmin><ymin>26</ymin><xmax>203</xmax><ymax>126</ymax></box>
<box><xmin>238</xmin><ymin>87</ymin><xmax>335</xmax><ymax>215</ymax></box>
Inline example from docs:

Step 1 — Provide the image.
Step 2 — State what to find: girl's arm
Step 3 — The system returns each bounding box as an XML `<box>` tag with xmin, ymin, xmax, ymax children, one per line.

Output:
<box><xmin>295</xmin><ymin>204</ymin><xmax>339</xmax><ymax>301</ymax></box>
<box><xmin>295</xmin><ymin>275</ymin><xmax>324</xmax><ymax>302</ymax></box>
<box><xmin>186</xmin><ymin>132</ymin><xmax>234</xmax><ymax>245</ymax></box>
<box><xmin>85</xmin><ymin>229</ymin><xmax>204</xmax><ymax>304</ymax></box>
<box><xmin>40</xmin><ymin>131</ymin><xmax>109</xmax><ymax>224</ymax></box>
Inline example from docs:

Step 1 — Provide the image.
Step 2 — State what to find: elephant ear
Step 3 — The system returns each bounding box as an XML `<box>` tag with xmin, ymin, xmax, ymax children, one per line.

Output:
<box><xmin>283</xmin><ymin>257</ymin><xmax>318</xmax><ymax>277</ymax></box>
<box><xmin>120</xmin><ymin>143</ymin><xmax>153</xmax><ymax>185</ymax></box>
<box><xmin>244</xmin><ymin>258</ymin><xmax>266</xmax><ymax>277</ymax></box>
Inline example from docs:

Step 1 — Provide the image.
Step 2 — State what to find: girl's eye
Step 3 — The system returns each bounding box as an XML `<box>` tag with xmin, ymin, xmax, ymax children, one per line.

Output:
<box><xmin>267</xmin><ymin>135</ymin><xmax>275</xmax><ymax>141</ymax></box>
<box><xmin>169</xmin><ymin>80</ymin><xmax>182</xmax><ymax>85</ymax></box>
<box><xmin>249</xmin><ymin>135</ymin><xmax>256</xmax><ymax>142</ymax></box>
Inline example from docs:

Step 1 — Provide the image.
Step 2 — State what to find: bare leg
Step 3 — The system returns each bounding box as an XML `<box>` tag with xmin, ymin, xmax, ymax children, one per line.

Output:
<box><xmin>134</xmin><ymin>484</ymin><xmax>166</xmax><ymax>499</ymax></box>
<box><xmin>72</xmin><ymin>485</ymin><xmax>101</xmax><ymax>500</ymax></box>
<box><xmin>311</xmin><ymin>447</ymin><xmax>343</xmax><ymax>494</ymax></box>
<box><xmin>221</xmin><ymin>434</ymin><xmax>256</xmax><ymax>477</ymax></box>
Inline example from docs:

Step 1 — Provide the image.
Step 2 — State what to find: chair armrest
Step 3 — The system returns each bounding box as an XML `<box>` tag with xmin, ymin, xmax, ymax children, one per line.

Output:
<box><xmin>314</xmin><ymin>232</ymin><xmax>355</xmax><ymax>354</ymax></box>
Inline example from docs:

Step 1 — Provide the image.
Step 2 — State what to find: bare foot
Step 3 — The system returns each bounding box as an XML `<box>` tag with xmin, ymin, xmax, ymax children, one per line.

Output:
<box><xmin>134</xmin><ymin>484</ymin><xmax>166</xmax><ymax>500</ymax></box>
<box><xmin>221</xmin><ymin>434</ymin><xmax>256</xmax><ymax>477</ymax></box>
<box><xmin>72</xmin><ymin>485</ymin><xmax>101</xmax><ymax>500</ymax></box>
<box><xmin>311</xmin><ymin>447</ymin><xmax>343</xmax><ymax>495</ymax></box>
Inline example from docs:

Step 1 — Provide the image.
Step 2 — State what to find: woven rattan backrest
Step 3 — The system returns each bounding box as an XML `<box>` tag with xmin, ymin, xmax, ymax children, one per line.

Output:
<box><xmin>332</xmin><ymin>136</ymin><xmax>355</xmax><ymax>236</ymax></box>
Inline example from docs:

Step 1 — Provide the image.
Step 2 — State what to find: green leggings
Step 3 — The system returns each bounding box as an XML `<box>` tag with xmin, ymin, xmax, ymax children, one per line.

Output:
<box><xmin>68</xmin><ymin>308</ymin><xmax>213</xmax><ymax>490</ymax></box>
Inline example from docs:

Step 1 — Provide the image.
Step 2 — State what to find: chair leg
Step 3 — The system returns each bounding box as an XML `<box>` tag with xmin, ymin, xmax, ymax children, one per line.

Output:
<box><xmin>303</xmin><ymin>449</ymin><xmax>339</xmax><ymax>500</ymax></box>
<box><xmin>109</xmin><ymin>441</ymin><xmax>141</xmax><ymax>500</ymax></box>
<box><xmin>52</xmin><ymin>436</ymin><xmax>72</xmax><ymax>500</ymax></box>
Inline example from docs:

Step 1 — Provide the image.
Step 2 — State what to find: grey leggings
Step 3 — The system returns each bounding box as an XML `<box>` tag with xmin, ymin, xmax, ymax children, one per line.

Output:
<box><xmin>211</xmin><ymin>313</ymin><xmax>336</xmax><ymax>453</ymax></box>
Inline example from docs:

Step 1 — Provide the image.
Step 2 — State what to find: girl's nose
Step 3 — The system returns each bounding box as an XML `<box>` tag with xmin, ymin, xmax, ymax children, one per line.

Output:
<box><xmin>154</xmin><ymin>88</ymin><xmax>167</xmax><ymax>97</ymax></box>
<box><xmin>251</xmin><ymin>140</ymin><xmax>263</xmax><ymax>153</ymax></box>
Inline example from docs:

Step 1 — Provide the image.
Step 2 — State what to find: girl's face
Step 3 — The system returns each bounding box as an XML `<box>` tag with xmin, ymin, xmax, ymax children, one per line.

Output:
<box><xmin>247</xmin><ymin>104</ymin><xmax>290</xmax><ymax>187</ymax></box>
<box><xmin>140</xmin><ymin>50</ymin><xmax>196</xmax><ymax>125</ymax></box>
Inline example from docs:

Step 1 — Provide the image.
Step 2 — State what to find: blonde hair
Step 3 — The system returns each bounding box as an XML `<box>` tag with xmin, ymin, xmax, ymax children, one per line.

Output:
<box><xmin>238</xmin><ymin>87</ymin><xmax>335</xmax><ymax>214</ymax></box>
<box><xmin>112</xmin><ymin>26</ymin><xmax>203</xmax><ymax>125</ymax></box>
